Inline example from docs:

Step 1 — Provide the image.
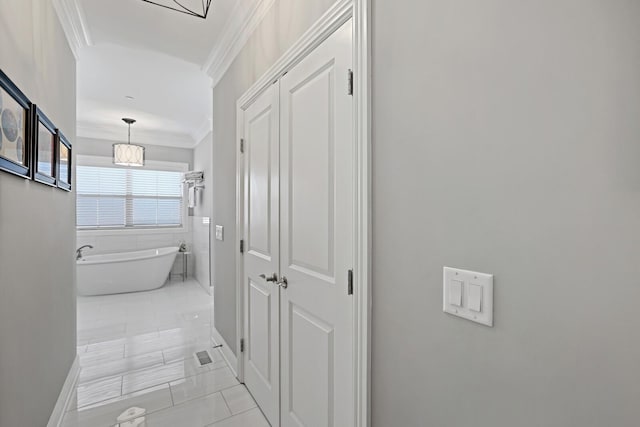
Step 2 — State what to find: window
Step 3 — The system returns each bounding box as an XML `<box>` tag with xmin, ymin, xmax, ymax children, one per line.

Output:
<box><xmin>76</xmin><ymin>160</ymin><xmax>186</xmax><ymax>230</ymax></box>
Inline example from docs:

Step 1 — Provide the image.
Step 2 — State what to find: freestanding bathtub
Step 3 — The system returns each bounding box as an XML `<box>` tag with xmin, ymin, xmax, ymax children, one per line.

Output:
<box><xmin>77</xmin><ymin>247</ymin><xmax>179</xmax><ymax>296</ymax></box>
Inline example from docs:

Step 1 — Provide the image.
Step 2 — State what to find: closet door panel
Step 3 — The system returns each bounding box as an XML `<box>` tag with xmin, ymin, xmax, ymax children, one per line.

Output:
<box><xmin>242</xmin><ymin>84</ymin><xmax>280</xmax><ymax>427</ymax></box>
<box><xmin>279</xmin><ymin>19</ymin><xmax>354</xmax><ymax>427</ymax></box>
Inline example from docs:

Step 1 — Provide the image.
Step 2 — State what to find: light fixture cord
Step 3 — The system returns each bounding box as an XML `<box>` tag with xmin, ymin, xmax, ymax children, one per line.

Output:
<box><xmin>128</xmin><ymin>122</ymin><xmax>131</xmax><ymax>145</ymax></box>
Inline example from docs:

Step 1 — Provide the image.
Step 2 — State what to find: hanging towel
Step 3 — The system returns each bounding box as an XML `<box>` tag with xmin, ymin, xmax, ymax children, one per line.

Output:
<box><xmin>188</xmin><ymin>186</ymin><xmax>196</xmax><ymax>208</ymax></box>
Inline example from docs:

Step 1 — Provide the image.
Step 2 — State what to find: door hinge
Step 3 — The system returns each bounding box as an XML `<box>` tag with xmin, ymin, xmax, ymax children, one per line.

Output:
<box><xmin>240</xmin><ymin>138</ymin><xmax>245</xmax><ymax>153</ymax></box>
<box><xmin>348</xmin><ymin>269</ymin><xmax>354</xmax><ymax>295</ymax></box>
<box><xmin>347</xmin><ymin>69</ymin><xmax>354</xmax><ymax>96</ymax></box>
<box><xmin>240</xmin><ymin>338</ymin><xmax>245</xmax><ymax>353</ymax></box>
<box><xmin>240</xmin><ymin>239</ymin><xmax>244</xmax><ymax>254</ymax></box>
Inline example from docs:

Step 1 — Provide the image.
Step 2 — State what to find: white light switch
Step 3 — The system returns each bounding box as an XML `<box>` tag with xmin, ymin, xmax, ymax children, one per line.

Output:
<box><xmin>449</xmin><ymin>280</ymin><xmax>463</xmax><ymax>307</ymax></box>
<box><xmin>468</xmin><ymin>283</ymin><xmax>482</xmax><ymax>312</ymax></box>
<box><xmin>443</xmin><ymin>267</ymin><xmax>493</xmax><ymax>327</ymax></box>
<box><xmin>215</xmin><ymin>225</ymin><xmax>224</xmax><ymax>241</ymax></box>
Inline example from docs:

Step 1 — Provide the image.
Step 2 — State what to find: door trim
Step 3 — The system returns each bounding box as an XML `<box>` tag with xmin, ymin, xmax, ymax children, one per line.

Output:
<box><xmin>235</xmin><ymin>0</ymin><xmax>371</xmax><ymax>426</ymax></box>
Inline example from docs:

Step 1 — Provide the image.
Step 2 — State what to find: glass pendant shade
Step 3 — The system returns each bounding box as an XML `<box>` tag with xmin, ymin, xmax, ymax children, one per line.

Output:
<box><xmin>113</xmin><ymin>118</ymin><xmax>145</xmax><ymax>167</ymax></box>
<box><xmin>113</xmin><ymin>143</ymin><xmax>145</xmax><ymax>167</ymax></box>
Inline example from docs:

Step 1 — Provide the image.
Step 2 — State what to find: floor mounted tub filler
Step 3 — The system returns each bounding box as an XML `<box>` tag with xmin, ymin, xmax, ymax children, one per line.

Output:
<box><xmin>77</xmin><ymin>247</ymin><xmax>179</xmax><ymax>296</ymax></box>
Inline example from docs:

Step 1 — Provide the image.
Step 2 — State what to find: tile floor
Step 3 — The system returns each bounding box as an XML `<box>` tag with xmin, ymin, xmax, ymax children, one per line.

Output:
<box><xmin>64</xmin><ymin>279</ymin><xmax>269</xmax><ymax>427</ymax></box>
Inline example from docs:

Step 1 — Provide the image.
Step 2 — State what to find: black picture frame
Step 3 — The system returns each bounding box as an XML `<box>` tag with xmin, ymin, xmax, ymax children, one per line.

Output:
<box><xmin>33</xmin><ymin>105</ymin><xmax>57</xmax><ymax>186</ymax></box>
<box><xmin>0</xmin><ymin>69</ymin><xmax>32</xmax><ymax>178</ymax></box>
<box><xmin>57</xmin><ymin>131</ymin><xmax>72</xmax><ymax>191</ymax></box>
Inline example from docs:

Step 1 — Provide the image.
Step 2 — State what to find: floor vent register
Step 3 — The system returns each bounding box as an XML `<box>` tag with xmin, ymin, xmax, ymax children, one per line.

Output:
<box><xmin>194</xmin><ymin>350</ymin><xmax>213</xmax><ymax>366</ymax></box>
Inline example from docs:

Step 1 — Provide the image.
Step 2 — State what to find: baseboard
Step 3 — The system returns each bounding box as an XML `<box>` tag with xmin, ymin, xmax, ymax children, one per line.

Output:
<box><xmin>211</xmin><ymin>327</ymin><xmax>238</xmax><ymax>376</ymax></box>
<box><xmin>194</xmin><ymin>276</ymin><xmax>213</xmax><ymax>295</ymax></box>
<box><xmin>47</xmin><ymin>355</ymin><xmax>80</xmax><ymax>427</ymax></box>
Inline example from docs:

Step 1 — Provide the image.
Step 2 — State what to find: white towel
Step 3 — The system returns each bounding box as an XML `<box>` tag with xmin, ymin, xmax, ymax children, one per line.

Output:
<box><xmin>188</xmin><ymin>186</ymin><xmax>196</xmax><ymax>208</ymax></box>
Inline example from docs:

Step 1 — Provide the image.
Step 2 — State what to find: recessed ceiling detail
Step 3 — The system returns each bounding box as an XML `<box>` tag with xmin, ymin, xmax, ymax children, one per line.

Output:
<box><xmin>141</xmin><ymin>0</ymin><xmax>213</xmax><ymax>19</ymax></box>
<box><xmin>53</xmin><ymin>0</ymin><xmax>277</xmax><ymax>148</ymax></box>
<box><xmin>77</xmin><ymin>44</ymin><xmax>213</xmax><ymax>148</ymax></box>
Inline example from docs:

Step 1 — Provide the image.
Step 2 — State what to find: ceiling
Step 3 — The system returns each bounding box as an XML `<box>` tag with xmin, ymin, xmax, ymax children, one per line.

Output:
<box><xmin>76</xmin><ymin>43</ymin><xmax>213</xmax><ymax>147</ymax></box>
<box><xmin>53</xmin><ymin>0</ymin><xmax>269</xmax><ymax>148</ymax></box>
<box><xmin>81</xmin><ymin>0</ymin><xmax>234</xmax><ymax>65</ymax></box>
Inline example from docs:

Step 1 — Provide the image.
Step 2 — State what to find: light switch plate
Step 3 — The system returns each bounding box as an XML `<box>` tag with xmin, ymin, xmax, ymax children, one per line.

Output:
<box><xmin>215</xmin><ymin>225</ymin><xmax>224</xmax><ymax>241</ymax></box>
<box><xmin>443</xmin><ymin>267</ymin><xmax>493</xmax><ymax>327</ymax></box>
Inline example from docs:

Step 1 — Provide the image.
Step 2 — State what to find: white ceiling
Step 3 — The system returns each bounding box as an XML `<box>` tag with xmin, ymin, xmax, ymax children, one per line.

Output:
<box><xmin>53</xmin><ymin>0</ymin><xmax>268</xmax><ymax>148</ymax></box>
<box><xmin>81</xmin><ymin>0</ymin><xmax>234</xmax><ymax>65</ymax></box>
<box><xmin>76</xmin><ymin>43</ymin><xmax>212</xmax><ymax>147</ymax></box>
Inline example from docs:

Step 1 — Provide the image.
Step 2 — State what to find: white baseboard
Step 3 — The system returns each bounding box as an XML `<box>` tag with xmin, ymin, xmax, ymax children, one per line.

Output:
<box><xmin>47</xmin><ymin>355</ymin><xmax>80</xmax><ymax>427</ymax></box>
<box><xmin>211</xmin><ymin>327</ymin><xmax>238</xmax><ymax>376</ymax></box>
<box><xmin>194</xmin><ymin>276</ymin><xmax>213</xmax><ymax>295</ymax></box>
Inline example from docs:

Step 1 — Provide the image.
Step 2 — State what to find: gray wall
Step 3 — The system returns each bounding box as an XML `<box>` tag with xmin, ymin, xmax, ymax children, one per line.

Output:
<box><xmin>212</xmin><ymin>0</ymin><xmax>335</xmax><ymax>353</ymax></box>
<box><xmin>194</xmin><ymin>131</ymin><xmax>213</xmax><ymax>218</ymax></box>
<box><xmin>76</xmin><ymin>136</ymin><xmax>193</xmax><ymax>166</ymax></box>
<box><xmin>371</xmin><ymin>1</ymin><xmax>640</xmax><ymax>426</ymax></box>
<box><xmin>209</xmin><ymin>0</ymin><xmax>640</xmax><ymax>423</ymax></box>
<box><xmin>193</xmin><ymin>131</ymin><xmax>213</xmax><ymax>289</ymax></box>
<box><xmin>0</xmin><ymin>1</ymin><xmax>77</xmax><ymax>426</ymax></box>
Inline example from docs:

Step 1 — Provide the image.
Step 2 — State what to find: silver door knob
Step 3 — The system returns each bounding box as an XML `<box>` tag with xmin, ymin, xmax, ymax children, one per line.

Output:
<box><xmin>277</xmin><ymin>276</ymin><xmax>288</xmax><ymax>289</ymax></box>
<box><xmin>260</xmin><ymin>273</ymin><xmax>278</xmax><ymax>282</ymax></box>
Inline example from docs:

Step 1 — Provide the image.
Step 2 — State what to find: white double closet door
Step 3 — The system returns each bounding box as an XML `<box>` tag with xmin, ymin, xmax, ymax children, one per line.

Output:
<box><xmin>241</xmin><ymin>20</ymin><xmax>354</xmax><ymax>427</ymax></box>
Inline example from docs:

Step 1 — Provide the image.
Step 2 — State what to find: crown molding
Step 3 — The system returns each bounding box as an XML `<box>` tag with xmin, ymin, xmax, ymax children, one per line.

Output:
<box><xmin>51</xmin><ymin>0</ymin><xmax>92</xmax><ymax>61</ymax></box>
<box><xmin>77</xmin><ymin>122</ymin><xmax>197</xmax><ymax>149</ymax></box>
<box><xmin>202</xmin><ymin>0</ymin><xmax>276</xmax><ymax>87</ymax></box>
<box><xmin>191</xmin><ymin>117</ymin><xmax>213</xmax><ymax>145</ymax></box>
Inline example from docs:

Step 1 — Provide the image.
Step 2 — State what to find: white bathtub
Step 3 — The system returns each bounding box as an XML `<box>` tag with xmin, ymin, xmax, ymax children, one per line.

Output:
<box><xmin>77</xmin><ymin>247</ymin><xmax>179</xmax><ymax>296</ymax></box>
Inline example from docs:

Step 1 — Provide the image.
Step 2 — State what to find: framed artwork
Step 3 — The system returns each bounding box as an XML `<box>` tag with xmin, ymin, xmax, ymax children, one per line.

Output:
<box><xmin>0</xmin><ymin>69</ymin><xmax>32</xmax><ymax>178</ymax></box>
<box><xmin>33</xmin><ymin>106</ymin><xmax>57</xmax><ymax>186</ymax></box>
<box><xmin>57</xmin><ymin>131</ymin><xmax>72</xmax><ymax>191</ymax></box>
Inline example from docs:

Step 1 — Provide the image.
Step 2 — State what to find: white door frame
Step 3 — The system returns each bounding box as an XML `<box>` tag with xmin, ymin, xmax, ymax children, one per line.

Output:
<box><xmin>235</xmin><ymin>0</ymin><xmax>371</xmax><ymax>425</ymax></box>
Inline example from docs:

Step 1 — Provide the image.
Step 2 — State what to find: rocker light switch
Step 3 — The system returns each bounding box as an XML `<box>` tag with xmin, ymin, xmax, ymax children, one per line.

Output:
<box><xmin>468</xmin><ymin>283</ymin><xmax>482</xmax><ymax>312</ymax></box>
<box><xmin>443</xmin><ymin>267</ymin><xmax>494</xmax><ymax>327</ymax></box>
<box><xmin>215</xmin><ymin>225</ymin><xmax>224</xmax><ymax>241</ymax></box>
<box><xmin>449</xmin><ymin>280</ymin><xmax>463</xmax><ymax>307</ymax></box>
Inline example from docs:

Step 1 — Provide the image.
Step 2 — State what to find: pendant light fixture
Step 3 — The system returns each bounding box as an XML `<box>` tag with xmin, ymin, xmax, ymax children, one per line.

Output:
<box><xmin>113</xmin><ymin>118</ymin><xmax>145</xmax><ymax>167</ymax></box>
<box><xmin>141</xmin><ymin>0</ymin><xmax>212</xmax><ymax>19</ymax></box>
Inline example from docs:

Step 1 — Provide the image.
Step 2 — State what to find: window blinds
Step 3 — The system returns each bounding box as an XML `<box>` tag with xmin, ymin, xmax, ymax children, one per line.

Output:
<box><xmin>76</xmin><ymin>165</ymin><xmax>184</xmax><ymax>229</ymax></box>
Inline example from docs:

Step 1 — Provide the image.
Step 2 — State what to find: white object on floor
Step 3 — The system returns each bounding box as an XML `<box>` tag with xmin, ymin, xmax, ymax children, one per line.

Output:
<box><xmin>443</xmin><ymin>266</ymin><xmax>494</xmax><ymax>326</ymax></box>
<box><xmin>118</xmin><ymin>417</ymin><xmax>146</xmax><ymax>427</ymax></box>
<box><xmin>117</xmin><ymin>407</ymin><xmax>146</xmax><ymax>423</ymax></box>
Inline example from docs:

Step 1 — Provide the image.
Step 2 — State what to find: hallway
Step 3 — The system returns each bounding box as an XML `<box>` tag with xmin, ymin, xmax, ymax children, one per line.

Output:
<box><xmin>3</xmin><ymin>1</ymin><xmax>640</xmax><ymax>426</ymax></box>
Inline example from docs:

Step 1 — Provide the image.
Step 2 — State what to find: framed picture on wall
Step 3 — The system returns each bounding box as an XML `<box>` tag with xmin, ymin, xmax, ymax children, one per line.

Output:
<box><xmin>0</xmin><ymin>69</ymin><xmax>32</xmax><ymax>178</ymax></box>
<box><xmin>33</xmin><ymin>106</ymin><xmax>57</xmax><ymax>186</ymax></box>
<box><xmin>57</xmin><ymin>131</ymin><xmax>72</xmax><ymax>191</ymax></box>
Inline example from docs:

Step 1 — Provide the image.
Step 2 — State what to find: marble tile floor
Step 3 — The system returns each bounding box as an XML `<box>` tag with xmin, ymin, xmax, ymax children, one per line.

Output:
<box><xmin>64</xmin><ymin>279</ymin><xmax>269</xmax><ymax>426</ymax></box>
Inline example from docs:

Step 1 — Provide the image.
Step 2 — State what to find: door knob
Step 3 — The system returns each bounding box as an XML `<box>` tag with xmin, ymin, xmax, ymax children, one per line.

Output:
<box><xmin>277</xmin><ymin>276</ymin><xmax>288</xmax><ymax>289</ymax></box>
<box><xmin>260</xmin><ymin>273</ymin><xmax>278</xmax><ymax>282</ymax></box>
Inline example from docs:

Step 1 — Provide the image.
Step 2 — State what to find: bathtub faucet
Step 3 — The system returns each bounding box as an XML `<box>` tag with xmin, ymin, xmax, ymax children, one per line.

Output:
<box><xmin>76</xmin><ymin>245</ymin><xmax>94</xmax><ymax>260</ymax></box>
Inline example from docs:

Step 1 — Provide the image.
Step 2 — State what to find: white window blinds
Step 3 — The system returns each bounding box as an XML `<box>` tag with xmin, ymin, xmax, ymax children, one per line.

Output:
<box><xmin>76</xmin><ymin>165</ymin><xmax>184</xmax><ymax>229</ymax></box>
